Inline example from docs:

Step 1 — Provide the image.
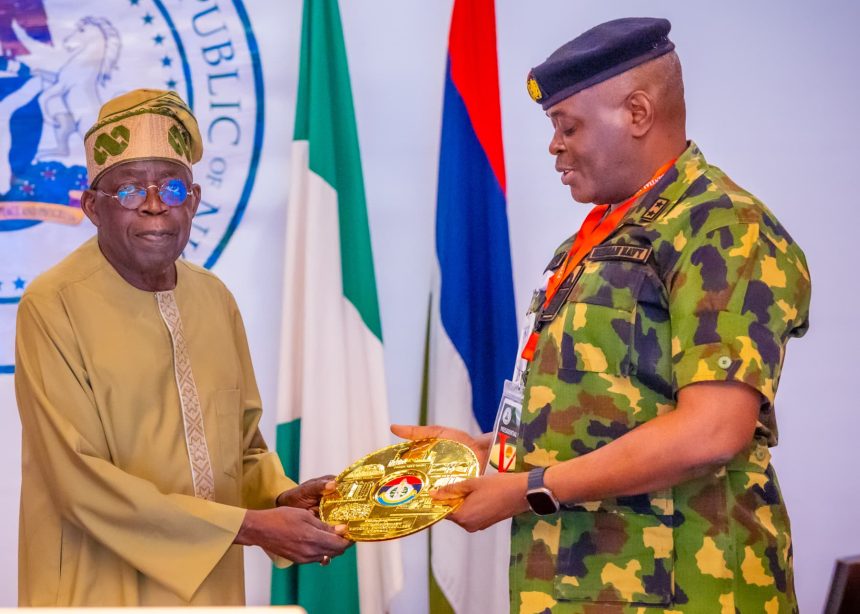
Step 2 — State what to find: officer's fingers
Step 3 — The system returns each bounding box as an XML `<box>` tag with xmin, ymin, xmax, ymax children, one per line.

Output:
<box><xmin>432</xmin><ymin>478</ymin><xmax>477</xmax><ymax>500</ymax></box>
<box><xmin>432</xmin><ymin>427</ymin><xmax>478</xmax><ymax>448</ymax></box>
<box><xmin>391</xmin><ymin>424</ymin><xmax>440</xmax><ymax>440</ymax></box>
<box><xmin>392</xmin><ymin>424</ymin><xmax>477</xmax><ymax>447</ymax></box>
<box><xmin>445</xmin><ymin>509</ymin><xmax>471</xmax><ymax>530</ymax></box>
<box><xmin>389</xmin><ymin>424</ymin><xmax>411</xmax><ymax>438</ymax></box>
<box><xmin>447</xmin><ymin>506</ymin><xmax>484</xmax><ymax>533</ymax></box>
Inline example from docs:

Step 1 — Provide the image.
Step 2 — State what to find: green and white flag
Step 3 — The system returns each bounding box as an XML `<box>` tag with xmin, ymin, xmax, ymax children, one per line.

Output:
<box><xmin>272</xmin><ymin>1</ymin><xmax>402</xmax><ymax>612</ymax></box>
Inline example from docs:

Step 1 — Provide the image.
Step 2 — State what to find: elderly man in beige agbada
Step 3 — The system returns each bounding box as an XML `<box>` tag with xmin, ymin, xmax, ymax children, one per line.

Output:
<box><xmin>15</xmin><ymin>89</ymin><xmax>350</xmax><ymax>606</ymax></box>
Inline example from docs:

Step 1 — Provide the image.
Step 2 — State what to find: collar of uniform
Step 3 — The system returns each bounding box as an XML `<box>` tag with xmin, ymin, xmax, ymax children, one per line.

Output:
<box><xmin>623</xmin><ymin>141</ymin><xmax>709</xmax><ymax>226</ymax></box>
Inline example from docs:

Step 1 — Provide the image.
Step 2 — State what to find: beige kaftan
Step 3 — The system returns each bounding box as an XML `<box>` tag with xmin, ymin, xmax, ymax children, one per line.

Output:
<box><xmin>15</xmin><ymin>237</ymin><xmax>295</xmax><ymax>605</ymax></box>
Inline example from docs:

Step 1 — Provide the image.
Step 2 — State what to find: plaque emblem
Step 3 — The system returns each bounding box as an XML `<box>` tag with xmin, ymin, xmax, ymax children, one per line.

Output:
<box><xmin>321</xmin><ymin>439</ymin><xmax>479</xmax><ymax>541</ymax></box>
<box><xmin>375</xmin><ymin>475</ymin><xmax>423</xmax><ymax>507</ymax></box>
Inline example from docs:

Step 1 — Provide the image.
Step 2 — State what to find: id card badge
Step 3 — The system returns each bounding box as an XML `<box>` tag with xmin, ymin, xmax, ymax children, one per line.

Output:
<box><xmin>484</xmin><ymin>379</ymin><xmax>523</xmax><ymax>475</ymax></box>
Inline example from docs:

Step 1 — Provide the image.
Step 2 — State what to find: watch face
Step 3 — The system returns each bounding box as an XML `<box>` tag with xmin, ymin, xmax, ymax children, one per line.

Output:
<box><xmin>526</xmin><ymin>489</ymin><xmax>560</xmax><ymax>515</ymax></box>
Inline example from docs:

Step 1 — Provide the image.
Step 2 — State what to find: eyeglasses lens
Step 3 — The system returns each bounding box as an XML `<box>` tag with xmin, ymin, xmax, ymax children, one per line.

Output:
<box><xmin>116</xmin><ymin>184</ymin><xmax>147</xmax><ymax>209</ymax></box>
<box><xmin>159</xmin><ymin>179</ymin><xmax>188</xmax><ymax>207</ymax></box>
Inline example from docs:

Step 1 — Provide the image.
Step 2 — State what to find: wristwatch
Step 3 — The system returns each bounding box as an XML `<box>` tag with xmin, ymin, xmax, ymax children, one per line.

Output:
<box><xmin>526</xmin><ymin>467</ymin><xmax>560</xmax><ymax>515</ymax></box>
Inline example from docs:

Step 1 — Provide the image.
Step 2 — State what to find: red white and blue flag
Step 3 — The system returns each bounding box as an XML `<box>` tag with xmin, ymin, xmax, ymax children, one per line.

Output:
<box><xmin>426</xmin><ymin>0</ymin><xmax>517</xmax><ymax>611</ymax></box>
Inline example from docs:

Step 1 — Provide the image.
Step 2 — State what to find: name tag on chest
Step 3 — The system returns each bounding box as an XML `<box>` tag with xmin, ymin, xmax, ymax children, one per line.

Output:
<box><xmin>588</xmin><ymin>245</ymin><xmax>652</xmax><ymax>263</ymax></box>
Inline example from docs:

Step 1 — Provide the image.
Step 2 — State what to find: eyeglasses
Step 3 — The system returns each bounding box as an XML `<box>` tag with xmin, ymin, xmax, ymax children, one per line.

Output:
<box><xmin>97</xmin><ymin>178</ymin><xmax>190</xmax><ymax>209</ymax></box>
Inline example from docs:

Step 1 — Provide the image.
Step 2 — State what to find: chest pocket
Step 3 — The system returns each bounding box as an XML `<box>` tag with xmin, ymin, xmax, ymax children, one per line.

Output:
<box><xmin>554</xmin><ymin>257</ymin><xmax>647</xmax><ymax>378</ymax></box>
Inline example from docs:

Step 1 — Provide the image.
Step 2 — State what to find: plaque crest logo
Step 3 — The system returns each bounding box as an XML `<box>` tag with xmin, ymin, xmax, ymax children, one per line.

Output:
<box><xmin>0</xmin><ymin>0</ymin><xmax>264</xmax><ymax>371</ymax></box>
<box><xmin>375</xmin><ymin>475</ymin><xmax>423</xmax><ymax>507</ymax></box>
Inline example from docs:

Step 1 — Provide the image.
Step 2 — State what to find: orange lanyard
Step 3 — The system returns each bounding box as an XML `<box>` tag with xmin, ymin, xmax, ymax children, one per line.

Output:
<box><xmin>522</xmin><ymin>158</ymin><xmax>677</xmax><ymax>362</ymax></box>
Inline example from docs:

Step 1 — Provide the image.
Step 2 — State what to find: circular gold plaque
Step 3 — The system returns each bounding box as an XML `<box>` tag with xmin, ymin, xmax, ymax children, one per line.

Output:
<box><xmin>320</xmin><ymin>438</ymin><xmax>479</xmax><ymax>541</ymax></box>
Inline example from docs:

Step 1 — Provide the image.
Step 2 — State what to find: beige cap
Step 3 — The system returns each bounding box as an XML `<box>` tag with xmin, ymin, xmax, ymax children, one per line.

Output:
<box><xmin>84</xmin><ymin>89</ymin><xmax>202</xmax><ymax>185</ymax></box>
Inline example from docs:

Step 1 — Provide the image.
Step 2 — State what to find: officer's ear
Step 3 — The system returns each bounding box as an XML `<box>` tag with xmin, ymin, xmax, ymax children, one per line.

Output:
<box><xmin>626</xmin><ymin>90</ymin><xmax>655</xmax><ymax>138</ymax></box>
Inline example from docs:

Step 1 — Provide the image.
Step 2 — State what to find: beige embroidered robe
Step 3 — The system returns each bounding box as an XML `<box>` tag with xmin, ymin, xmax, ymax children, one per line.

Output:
<box><xmin>15</xmin><ymin>237</ymin><xmax>295</xmax><ymax>605</ymax></box>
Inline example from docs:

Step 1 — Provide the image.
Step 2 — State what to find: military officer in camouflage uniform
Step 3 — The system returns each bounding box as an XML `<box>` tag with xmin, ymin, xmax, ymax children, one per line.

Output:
<box><xmin>394</xmin><ymin>17</ymin><xmax>809</xmax><ymax>613</ymax></box>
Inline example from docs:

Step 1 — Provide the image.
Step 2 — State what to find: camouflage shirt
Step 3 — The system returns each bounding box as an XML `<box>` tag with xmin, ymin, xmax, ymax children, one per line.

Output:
<box><xmin>510</xmin><ymin>142</ymin><xmax>810</xmax><ymax>614</ymax></box>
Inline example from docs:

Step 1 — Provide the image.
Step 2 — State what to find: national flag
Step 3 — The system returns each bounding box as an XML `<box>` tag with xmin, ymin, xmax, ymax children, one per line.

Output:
<box><xmin>272</xmin><ymin>1</ymin><xmax>402</xmax><ymax>612</ymax></box>
<box><xmin>426</xmin><ymin>0</ymin><xmax>518</xmax><ymax>612</ymax></box>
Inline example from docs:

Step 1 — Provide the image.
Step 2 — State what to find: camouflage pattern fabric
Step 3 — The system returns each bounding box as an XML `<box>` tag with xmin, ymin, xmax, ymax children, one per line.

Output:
<box><xmin>510</xmin><ymin>142</ymin><xmax>810</xmax><ymax>613</ymax></box>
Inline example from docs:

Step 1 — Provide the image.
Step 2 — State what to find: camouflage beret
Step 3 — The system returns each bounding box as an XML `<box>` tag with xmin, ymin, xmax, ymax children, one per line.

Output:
<box><xmin>527</xmin><ymin>17</ymin><xmax>674</xmax><ymax>110</ymax></box>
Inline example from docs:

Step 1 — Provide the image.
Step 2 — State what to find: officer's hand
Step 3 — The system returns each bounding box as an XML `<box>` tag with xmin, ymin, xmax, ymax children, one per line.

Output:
<box><xmin>235</xmin><ymin>506</ymin><xmax>352</xmax><ymax>564</ymax></box>
<box><xmin>391</xmin><ymin>424</ymin><xmax>490</xmax><ymax>468</ymax></box>
<box><xmin>432</xmin><ymin>472</ymin><xmax>530</xmax><ymax>533</ymax></box>
<box><xmin>277</xmin><ymin>475</ymin><xmax>336</xmax><ymax>516</ymax></box>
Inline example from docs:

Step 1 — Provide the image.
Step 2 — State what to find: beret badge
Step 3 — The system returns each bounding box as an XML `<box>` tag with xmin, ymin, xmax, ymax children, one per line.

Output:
<box><xmin>527</xmin><ymin>17</ymin><xmax>674</xmax><ymax>110</ymax></box>
<box><xmin>526</xmin><ymin>72</ymin><xmax>542</xmax><ymax>102</ymax></box>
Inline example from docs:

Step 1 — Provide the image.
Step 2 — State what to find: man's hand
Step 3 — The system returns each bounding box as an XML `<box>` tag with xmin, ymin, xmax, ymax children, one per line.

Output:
<box><xmin>391</xmin><ymin>424</ymin><xmax>492</xmax><ymax>468</ymax></box>
<box><xmin>235</xmin><ymin>506</ymin><xmax>352</xmax><ymax>564</ymax></box>
<box><xmin>277</xmin><ymin>475</ymin><xmax>336</xmax><ymax>515</ymax></box>
<box><xmin>431</xmin><ymin>472</ymin><xmax>530</xmax><ymax>533</ymax></box>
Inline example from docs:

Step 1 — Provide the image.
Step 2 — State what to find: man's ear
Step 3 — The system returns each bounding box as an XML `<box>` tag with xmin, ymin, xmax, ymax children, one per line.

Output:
<box><xmin>188</xmin><ymin>182</ymin><xmax>201</xmax><ymax>217</ymax></box>
<box><xmin>627</xmin><ymin>90</ymin><xmax>655</xmax><ymax>138</ymax></box>
<box><xmin>80</xmin><ymin>189</ymin><xmax>101</xmax><ymax>227</ymax></box>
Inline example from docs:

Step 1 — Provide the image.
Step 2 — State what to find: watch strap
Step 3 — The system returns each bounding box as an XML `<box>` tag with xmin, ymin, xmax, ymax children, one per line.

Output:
<box><xmin>528</xmin><ymin>467</ymin><xmax>547</xmax><ymax>491</ymax></box>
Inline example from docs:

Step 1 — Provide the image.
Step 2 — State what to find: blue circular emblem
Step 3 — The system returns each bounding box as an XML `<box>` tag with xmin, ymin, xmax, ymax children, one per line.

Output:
<box><xmin>375</xmin><ymin>475</ymin><xmax>423</xmax><ymax>507</ymax></box>
<box><xmin>0</xmin><ymin>0</ymin><xmax>264</xmax><ymax>371</ymax></box>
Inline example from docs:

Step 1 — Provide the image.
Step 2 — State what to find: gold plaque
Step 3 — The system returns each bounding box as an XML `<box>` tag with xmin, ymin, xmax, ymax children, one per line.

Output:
<box><xmin>320</xmin><ymin>439</ymin><xmax>479</xmax><ymax>541</ymax></box>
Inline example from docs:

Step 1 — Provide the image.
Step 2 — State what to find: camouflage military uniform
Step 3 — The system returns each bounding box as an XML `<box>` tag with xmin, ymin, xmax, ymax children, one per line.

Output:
<box><xmin>510</xmin><ymin>142</ymin><xmax>810</xmax><ymax>614</ymax></box>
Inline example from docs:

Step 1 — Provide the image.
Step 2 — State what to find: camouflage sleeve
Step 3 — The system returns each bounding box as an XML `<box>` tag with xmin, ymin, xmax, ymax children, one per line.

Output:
<box><xmin>668</xmin><ymin>222</ymin><xmax>811</xmax><ymax>404</ymax></box>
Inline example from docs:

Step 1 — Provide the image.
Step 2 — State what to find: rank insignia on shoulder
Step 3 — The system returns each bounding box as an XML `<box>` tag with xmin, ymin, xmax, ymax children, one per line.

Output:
<box><xmin>589</xmin><ymin>245</ymin><xmax>652</xmax><ymax>263</ymax></box>
<box><xmin>544</xmin><ymin>250</ymin><xmax>567</xmax><ymax>273</ymax></box>
<box><xmin>641</xmin><ymin>197</ymin><xmax>671</xmax><ymax>222</ymax></box>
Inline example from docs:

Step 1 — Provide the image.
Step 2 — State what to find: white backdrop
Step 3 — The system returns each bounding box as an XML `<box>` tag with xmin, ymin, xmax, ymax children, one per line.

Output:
<box><xmin>1</xmin><ymin>1</ymin><xmax>858</xmax><ymax>612</ymax></box>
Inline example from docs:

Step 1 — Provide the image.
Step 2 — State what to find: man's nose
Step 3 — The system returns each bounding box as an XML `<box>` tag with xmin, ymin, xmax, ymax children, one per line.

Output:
<box><xmin>138</xmin><ymin>186</ymin><xmax>168</xmax><ymax>215</ymax></box>
<box><xmin>549</xmin><ymin>130</ymin><xmax>565</xmax><ymax>155</ymax></box>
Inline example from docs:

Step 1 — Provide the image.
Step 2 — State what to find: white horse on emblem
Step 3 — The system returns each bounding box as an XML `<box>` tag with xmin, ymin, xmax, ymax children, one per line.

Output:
<box><xmin>4</xmin><ymin>16</ymin><xmax>120</xmax><ymax>165</ymax></box>
<box><xmin>30</xmin><ymin>17</ymin><xmax>121</xmax><ymax>159</ymax></box>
